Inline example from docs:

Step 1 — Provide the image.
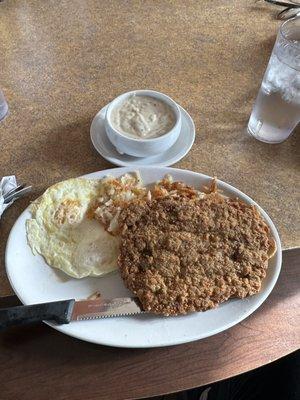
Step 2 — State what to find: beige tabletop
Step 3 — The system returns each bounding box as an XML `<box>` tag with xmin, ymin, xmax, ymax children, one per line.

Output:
<box><xmin>0</xmin><ymin>0</ymin><xmax>299</xmax><ymax>296</ymax></box>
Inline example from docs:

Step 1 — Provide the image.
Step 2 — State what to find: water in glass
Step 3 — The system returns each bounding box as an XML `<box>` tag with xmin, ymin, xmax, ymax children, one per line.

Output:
<box><xmin>248</xmin><ymin>18</ymin><xmax>300</xmax><ymax>143</ymax></box>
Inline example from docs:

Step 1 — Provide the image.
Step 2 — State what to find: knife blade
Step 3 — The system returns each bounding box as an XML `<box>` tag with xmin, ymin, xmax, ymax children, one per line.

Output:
<box><xmin>71</xmin><ymin>297</ymin><xmax>144</xmax><ymax>321</ymax></box>
<box><xmin>0</xmin><ymin>297</ymin><xmax>144</xmax><ymax>330</ymax></box>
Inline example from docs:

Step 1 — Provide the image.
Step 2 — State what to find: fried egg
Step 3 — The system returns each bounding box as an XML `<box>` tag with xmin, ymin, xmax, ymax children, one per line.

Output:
<box><xmin>26</xmin><ymin>178</ymin><xmax>120</xmax><ymax>278</ymax></box>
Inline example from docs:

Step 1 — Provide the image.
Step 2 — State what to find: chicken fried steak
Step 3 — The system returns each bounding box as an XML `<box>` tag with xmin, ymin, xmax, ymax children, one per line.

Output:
<box><xmin>118</xmin><ymin>192</ymin><xmax>276</xmax><ymax>316</ymax></box>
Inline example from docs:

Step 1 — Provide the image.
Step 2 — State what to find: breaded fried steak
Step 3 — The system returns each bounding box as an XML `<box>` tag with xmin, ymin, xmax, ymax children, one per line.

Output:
<box><xmin>117</xmin><ymin>193</ymin><xmax>276</xmax><ymax>316</ymax></box>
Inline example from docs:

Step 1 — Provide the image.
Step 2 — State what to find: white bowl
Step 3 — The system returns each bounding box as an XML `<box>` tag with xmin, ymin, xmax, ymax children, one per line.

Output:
<box><xmin>104</xmin><ymin>90</ymin><xmax>182</xmax><ymax>157</ymax></box>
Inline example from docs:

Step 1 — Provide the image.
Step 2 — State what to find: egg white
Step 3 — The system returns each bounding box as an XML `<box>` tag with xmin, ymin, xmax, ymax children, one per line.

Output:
<box><xmin>26</xmin><ymin>178</ymin><xmax>120</xmax><ymax>278</ymax></box>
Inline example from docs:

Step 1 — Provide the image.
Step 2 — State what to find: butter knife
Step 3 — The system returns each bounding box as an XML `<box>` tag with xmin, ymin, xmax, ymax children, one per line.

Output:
<box><xmin>0</xmin><ymin>297</ymin><xmax>144</xmax><ymax>330</ymax></box>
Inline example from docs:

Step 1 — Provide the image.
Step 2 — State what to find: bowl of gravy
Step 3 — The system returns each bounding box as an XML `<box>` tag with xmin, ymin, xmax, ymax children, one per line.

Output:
<box><xmin>105</xmin><ymin>90</ymin><xmax>181</xmax><ymax>157</ymax></box>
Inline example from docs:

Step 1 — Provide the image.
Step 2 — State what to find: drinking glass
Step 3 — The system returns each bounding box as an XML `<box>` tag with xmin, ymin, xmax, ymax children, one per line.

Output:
<box><xmin>0</xmin><ymin>89</ymin><xmax>8</xmax><ymax>121</ymax></box>
<box><xmin>247</xmin><ymin>17</ymin><xmax>300</xmax><ymax>143</ymax></box>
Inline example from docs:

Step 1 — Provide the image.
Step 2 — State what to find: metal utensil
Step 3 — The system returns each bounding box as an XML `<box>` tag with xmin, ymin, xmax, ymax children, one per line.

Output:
<box><xmin>3</xmin><ymin>185</ymin><xmax>32</xmax><ymax>204</ymax></box>
<box><xmin>3</xmin><ymin>183</ymin><xmax>25</xmax><ymax>200</ymax></box>
<box><xmin>0</xmin><ymin>297</ymin><xmax>144</xmax><ymax>330</ymax></box>
<box><xmin>264</xmin><ymin>0</ymin><xmax>300</xmax><ymax>19</ymax></box>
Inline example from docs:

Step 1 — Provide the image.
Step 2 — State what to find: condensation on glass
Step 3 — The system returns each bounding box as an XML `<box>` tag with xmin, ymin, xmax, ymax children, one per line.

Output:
<box><xmin>247</xmin><ymin>17</ymin><xmax>300</xmax><ymax>143</ymax></box>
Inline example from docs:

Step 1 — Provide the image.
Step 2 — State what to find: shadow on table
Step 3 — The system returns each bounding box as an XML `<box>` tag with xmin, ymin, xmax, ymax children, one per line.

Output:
<box><xmin>0</xmin><ymin>196</ymin><xmax>36</xmax><ymax>296</ymax></box>
<box><xmin>144</xmin><ymin>350</ymin><xmax>300</xmax><ymax>400</ymax></box>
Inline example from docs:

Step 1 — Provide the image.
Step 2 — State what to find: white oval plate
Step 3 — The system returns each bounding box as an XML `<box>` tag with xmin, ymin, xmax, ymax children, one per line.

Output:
<box><xmin>5</xmin><ymin>167</ymin><xmax>282</xmax><ymax>348</ymax></box>
<box><xmin>90</xmin><ymin>105</ymin><xmax>195</xmax><ymax>167</ymax></box>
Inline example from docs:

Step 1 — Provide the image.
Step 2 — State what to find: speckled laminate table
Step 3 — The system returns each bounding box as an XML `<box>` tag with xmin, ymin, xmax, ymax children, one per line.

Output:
<box><xmin>0</xmin><ymin>1</ymin><xmax>299</xmax><ymax>291</ymax></box>
<box><xmin>0</xmin><ymin>2</ymin><xmax>299</xmax><ymax>399</ymax></box>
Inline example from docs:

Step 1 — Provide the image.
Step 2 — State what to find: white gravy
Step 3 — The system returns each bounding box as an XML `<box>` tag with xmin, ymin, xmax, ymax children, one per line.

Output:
<box><xmin>111</xmin><ymin>95</ymin><xmax>176</xmax><ymax>139</ymax></box>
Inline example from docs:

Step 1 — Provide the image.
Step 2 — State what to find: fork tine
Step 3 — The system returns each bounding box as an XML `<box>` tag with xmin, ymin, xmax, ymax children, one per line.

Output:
<box><xmin>4</xmin><ymin>186</ymin><xmax>32</xmax><ymax>203</ymax></box>
<box><xmin>265</xmin><ymin>0</ymin><xmax>300</xmax><ymax>8</ymax></box>
<box><xmin>3</xmin><ymin>184</ymin><xmax>26</xmax><ymax>200</ymax></box>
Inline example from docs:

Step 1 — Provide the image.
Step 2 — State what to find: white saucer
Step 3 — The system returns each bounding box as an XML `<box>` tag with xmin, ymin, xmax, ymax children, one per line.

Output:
<box><xmin>90</xmin><ymin>104</ymin><xmax>195</xmax><ymax>167</ymax></box>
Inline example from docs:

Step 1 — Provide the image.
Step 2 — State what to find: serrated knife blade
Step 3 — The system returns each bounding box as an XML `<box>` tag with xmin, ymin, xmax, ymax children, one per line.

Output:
<box><xmin>0</xmin><ymin>297</ymin><xmax>145</xmax><ymax>330</ymax></box>
<box><xmin>71</xmin><ymin>297</ymin><xmax>144</xmax><ymax>321</ymax></box>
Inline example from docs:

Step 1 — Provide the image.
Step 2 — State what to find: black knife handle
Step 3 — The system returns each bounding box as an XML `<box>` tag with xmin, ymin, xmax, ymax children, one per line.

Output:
<box><xmin>0</xmin><ymin>299</ymin><xmax>75</xmax><ymax>330</ymax></box>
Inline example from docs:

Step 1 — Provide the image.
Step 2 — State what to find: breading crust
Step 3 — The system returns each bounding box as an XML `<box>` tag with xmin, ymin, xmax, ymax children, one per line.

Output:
<box><xmin>118</xmin><ymin>193</ymin><xmax>275</xmax><ymax>316</ymax></box>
